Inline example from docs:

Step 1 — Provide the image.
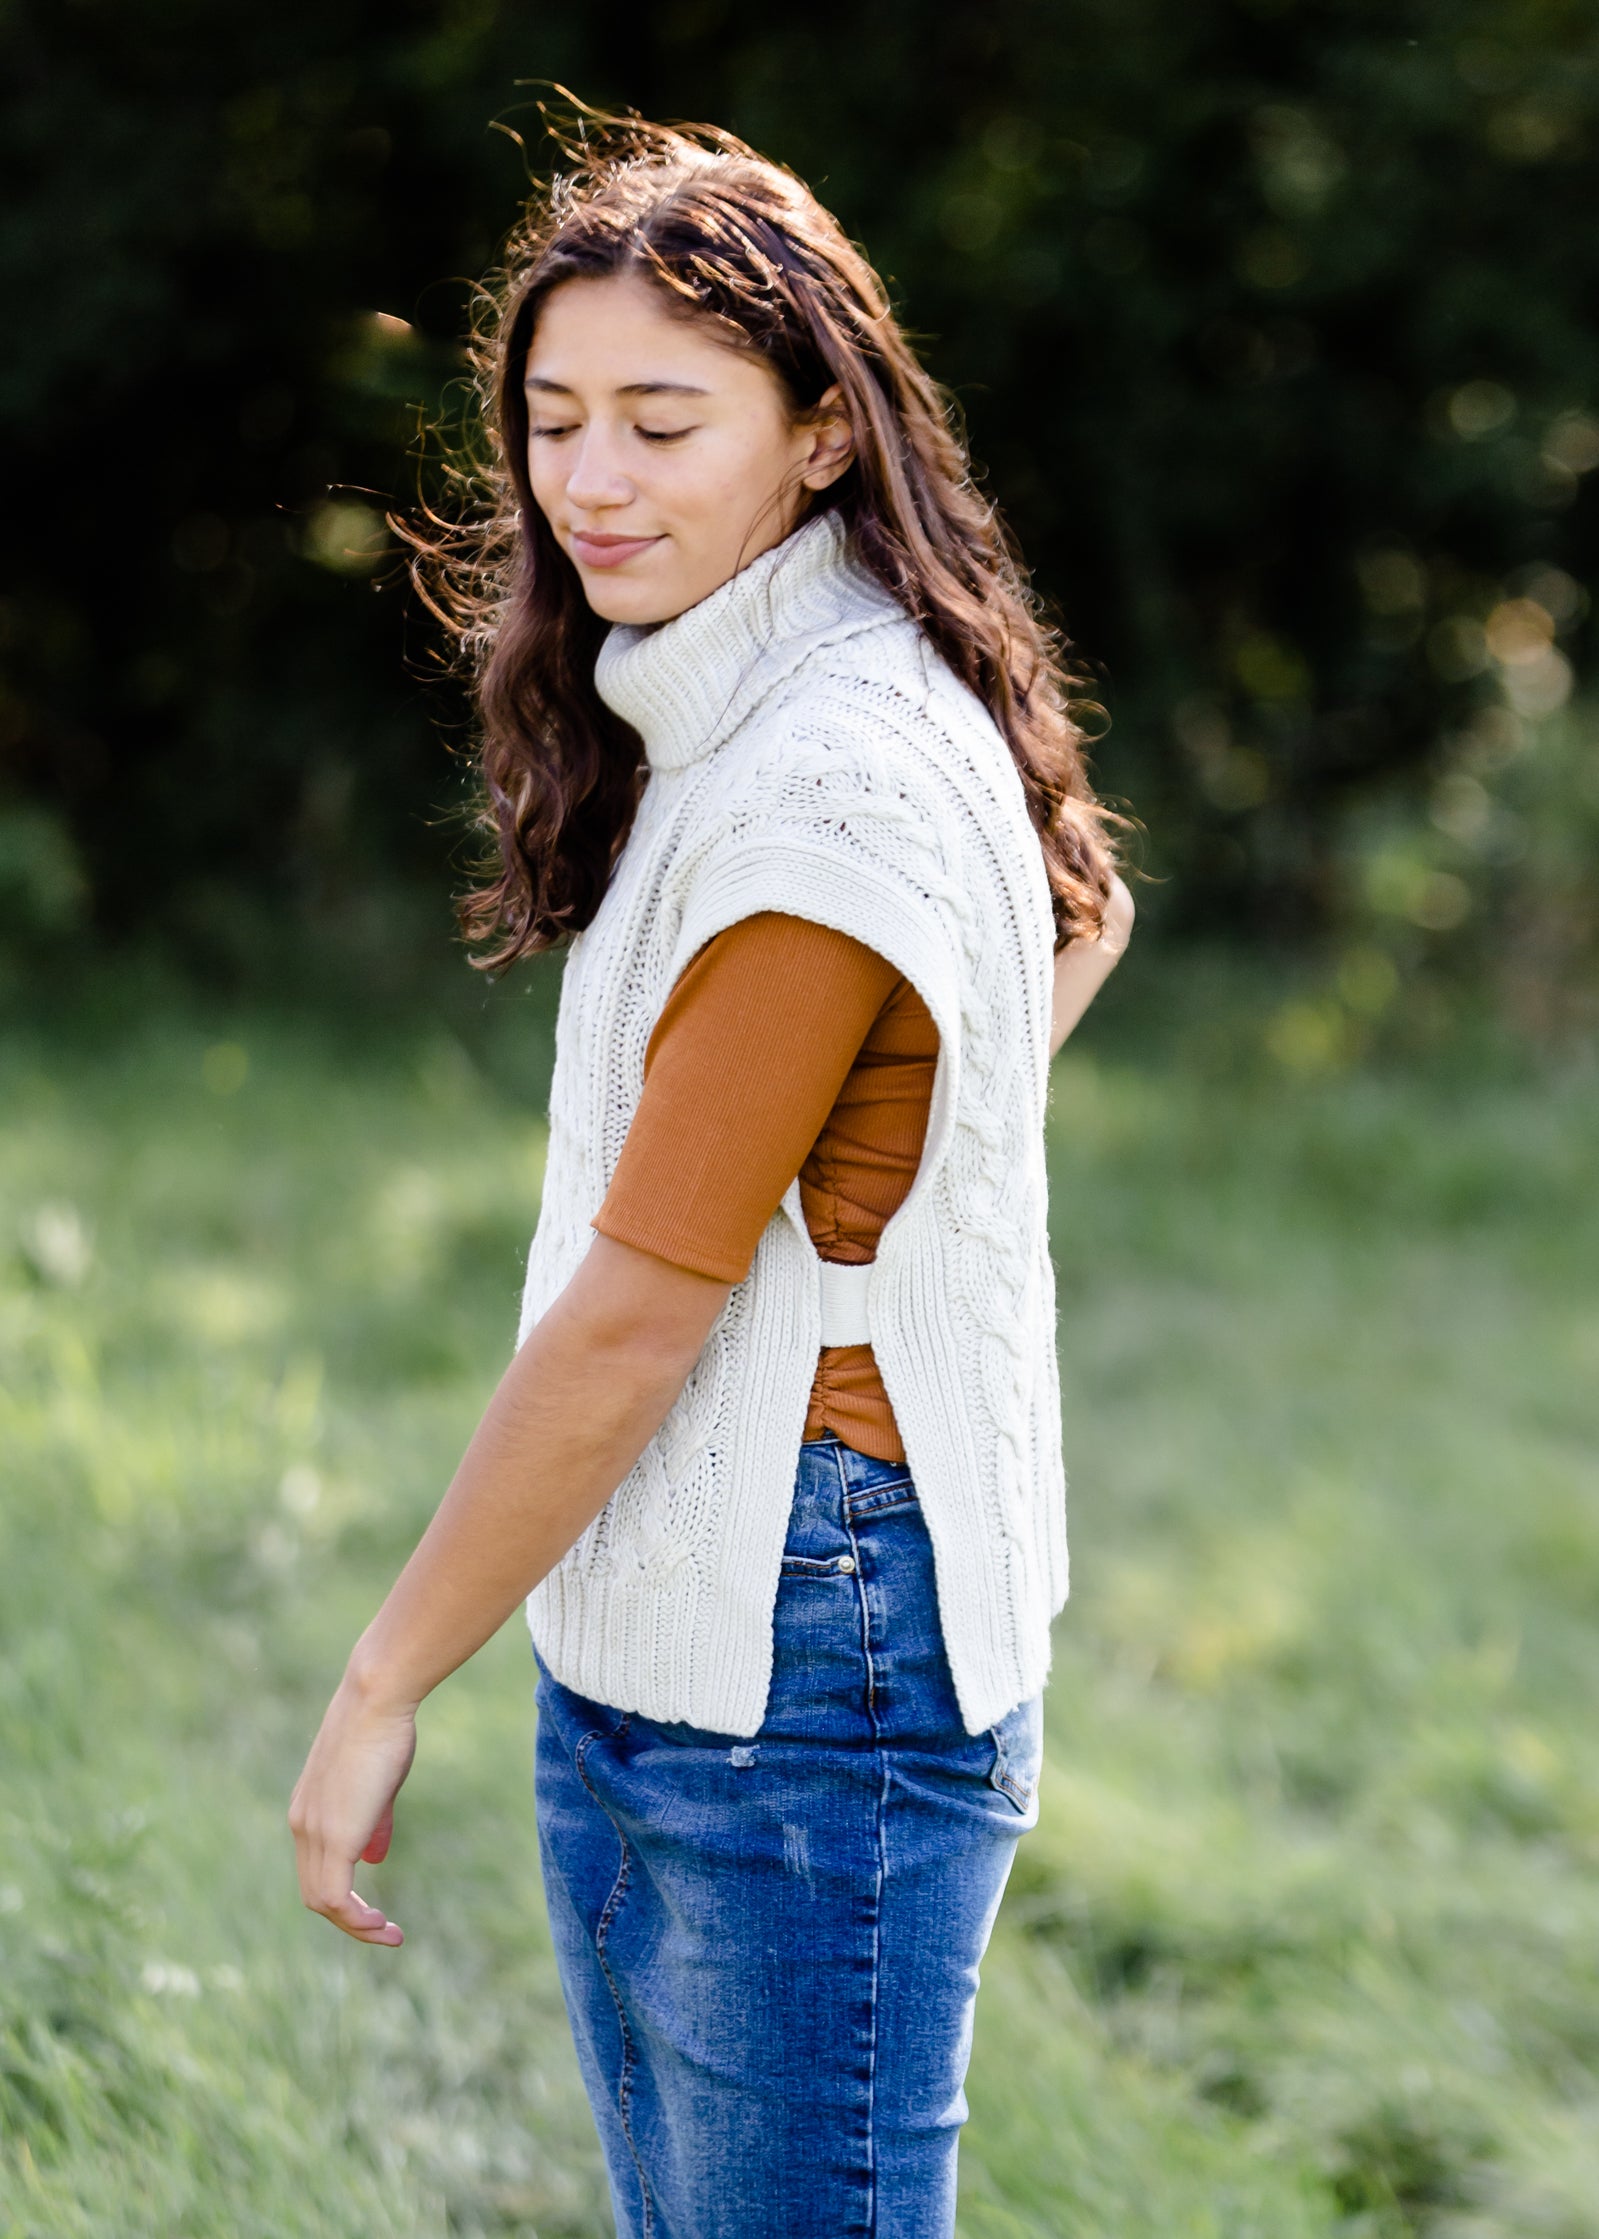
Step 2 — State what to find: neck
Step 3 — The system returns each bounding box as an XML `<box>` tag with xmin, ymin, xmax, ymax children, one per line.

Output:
<box><xmin>592</xmin><ymin>509</ymin><xmax>901</xmax><ymax>773</ymax></box>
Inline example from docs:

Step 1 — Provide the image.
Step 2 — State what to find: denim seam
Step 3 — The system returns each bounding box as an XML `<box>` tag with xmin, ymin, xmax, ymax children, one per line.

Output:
<box><xmin>989</xmin><ymin>1751</ymin><xmax>1033</xmax><ymax>1810</ymax></box>
<box><xmin>838</xmin><ymin>1435</ymin><xmax>884</xmax><ymax>2237</ymax></box>
<box><xmin>575</xmin><ymin>1729</ymin><xmax>655</xmax><ymax>2239</ymax></box>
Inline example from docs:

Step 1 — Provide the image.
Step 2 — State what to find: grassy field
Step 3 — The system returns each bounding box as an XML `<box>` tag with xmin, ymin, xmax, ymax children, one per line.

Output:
<box><xmin>2</xmin><ymin>960</ymin><xmax>1597</xmax><ymax>2238</ymax></box>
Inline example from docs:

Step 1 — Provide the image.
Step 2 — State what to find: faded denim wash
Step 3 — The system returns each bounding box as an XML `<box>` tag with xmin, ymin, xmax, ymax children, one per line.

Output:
<box><xmin>532</xmin><ymin>1432</ymin><xmax>1044</xmax><ymax>2238</ymax></box>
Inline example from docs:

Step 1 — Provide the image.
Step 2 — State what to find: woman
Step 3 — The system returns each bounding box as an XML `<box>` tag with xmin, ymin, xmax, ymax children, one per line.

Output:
<box><xmin>290</xmin><ymin>113</ymin><xmax>1133</xmax><ymax>2237</ymax></box>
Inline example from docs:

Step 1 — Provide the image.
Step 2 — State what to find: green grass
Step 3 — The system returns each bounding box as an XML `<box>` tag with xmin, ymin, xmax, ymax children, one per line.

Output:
<box><xmin>2</xmin><ymin>967</ymin><xmax>1597</xmax><ymax>2237</ymax></box>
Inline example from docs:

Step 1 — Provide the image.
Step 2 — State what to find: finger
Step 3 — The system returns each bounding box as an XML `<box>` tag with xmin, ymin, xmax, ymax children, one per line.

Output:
<box><xmin>318</xmin><ymin>1882</ymin><xmax>405</xmax><ymax>1945</ymax></box>
<box><xmin>295</xmin><ymin>1829</ymin><xmax>382</xmax><ymax>1931</ymax></box>
<box><xmin>347</xmin><ymin>1915</ymin><xmax>405</xmax><ymax>1947</ymax></box>
<box><xmin>361</xmin><ymin>1803</ymin><xmax>394</xmax><ymax>1864</ymax></box>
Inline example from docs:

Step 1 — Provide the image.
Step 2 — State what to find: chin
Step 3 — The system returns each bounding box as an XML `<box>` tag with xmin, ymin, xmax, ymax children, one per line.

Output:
<box><xmin>580</xmin><ymin>575</ymin><xmax>699</xmax><ymax>628</ymax></box>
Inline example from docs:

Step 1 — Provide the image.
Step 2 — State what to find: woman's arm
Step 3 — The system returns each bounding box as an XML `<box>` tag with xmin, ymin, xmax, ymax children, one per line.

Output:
<box><xmin>287</xmin><ymin>1234</ymin><xmax>731</xmax><ymax>1945</ymax></box>
<box><xmin>290</xmin><ymin>914</ymin><xmax>912</xmax><ymax>1952</ymax></box>
<box><xmin>1049</xmin><ymin>873</ymin><xmax>1135</xmax><ymax>1056</ymax></box>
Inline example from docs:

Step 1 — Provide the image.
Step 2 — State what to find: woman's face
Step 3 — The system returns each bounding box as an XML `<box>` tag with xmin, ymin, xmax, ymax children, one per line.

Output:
<box><xmin>523</xmin><ymin>271</ymin><xmax>852</xmax><ymax>625</ymax></box>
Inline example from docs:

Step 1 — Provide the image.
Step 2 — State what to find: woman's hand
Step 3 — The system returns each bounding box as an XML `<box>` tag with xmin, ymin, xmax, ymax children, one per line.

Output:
<box><xmin>1098</xmin><ymin>872</ymin><xmax>1136</xmax><ymax>961</ymax></box>
<box><xmin>288</xmin><ymin>1675</ymin><xmax>418</xmax><ymax>1946</ymax></box>
<box><xmin>1049</xmin><ymin>873</ymin><xmax>1136</xmax><ymax>1055</ymax></box>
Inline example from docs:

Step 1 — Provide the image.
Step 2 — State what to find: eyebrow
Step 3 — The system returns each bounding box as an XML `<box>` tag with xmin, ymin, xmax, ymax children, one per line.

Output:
<box><xmin>524</xmin><ymin>376</ymin><xmax>712</xmax><ymax>398</ymax></box>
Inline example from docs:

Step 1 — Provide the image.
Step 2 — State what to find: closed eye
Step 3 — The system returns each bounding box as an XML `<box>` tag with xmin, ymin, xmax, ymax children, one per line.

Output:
<box><xmin>638</xmin><ymin>426</ymin><xmax>698</xmax><ymax>445</ymax></box>
<box><xmin>529</xmin><ymin>424</ymin><xmax>577</xmax><ymax>441</ymax></box>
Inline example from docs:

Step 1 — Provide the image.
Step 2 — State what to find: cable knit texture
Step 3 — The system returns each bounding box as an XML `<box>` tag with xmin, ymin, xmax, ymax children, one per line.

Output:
<box><xmin>516</xmin><ymin>508</ymin><xmax>1068</xmax><ymax>1735</ymax></box>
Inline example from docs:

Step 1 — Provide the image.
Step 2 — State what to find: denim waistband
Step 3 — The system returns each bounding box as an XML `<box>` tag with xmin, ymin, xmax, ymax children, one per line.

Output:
<box><xmin>798</xmin><ymin>1430</ymin><xmax>918</xmax><ymax>1516</ymax></box>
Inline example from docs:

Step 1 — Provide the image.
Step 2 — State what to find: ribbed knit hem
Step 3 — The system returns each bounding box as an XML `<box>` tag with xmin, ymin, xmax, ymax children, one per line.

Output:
<box><xmin>588</xmin><ymin>1206</ymin><xmax>751</xmax><ymax>1286</ymax></box>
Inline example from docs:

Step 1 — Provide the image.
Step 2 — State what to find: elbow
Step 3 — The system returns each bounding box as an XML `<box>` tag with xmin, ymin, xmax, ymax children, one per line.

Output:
<box><xmin>560</xmin><ymin>1236</ymin><xmax>734</xmax><ymax>1385</ymax></box>
<box><xmin>601</xmin><ymin>1307</ymin><xmax>717</xmax><ymax>1388</ymax></box>
<box><xmin>563</xmin><ymin>1299</ymin><xmax>711</xmax><ymax>1393</ymax></box>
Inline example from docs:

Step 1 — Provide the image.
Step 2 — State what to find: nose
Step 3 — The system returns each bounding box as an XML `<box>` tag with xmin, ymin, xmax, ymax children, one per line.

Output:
<box><xmin>563</xmin><ymin>425</ymin><xmax>634</xmax><ymax>515</ymax></box>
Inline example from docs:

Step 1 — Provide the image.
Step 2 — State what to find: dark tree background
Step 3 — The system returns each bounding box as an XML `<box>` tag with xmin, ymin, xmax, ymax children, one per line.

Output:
<box><xmin>4</xmin><ymin>0</ymin><xmax>1596</xmax><ymax>996</ymax></box>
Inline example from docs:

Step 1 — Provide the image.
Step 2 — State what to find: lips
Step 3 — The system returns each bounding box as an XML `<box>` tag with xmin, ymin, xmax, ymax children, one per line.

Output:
<box><xmin>570</xmin><ymin>530</ymin><xmax>664</xmax><ymax>569</ymax></box>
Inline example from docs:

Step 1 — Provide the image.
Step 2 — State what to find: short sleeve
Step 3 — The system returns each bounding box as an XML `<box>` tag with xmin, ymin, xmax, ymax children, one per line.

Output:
<box><xmin>591</xmin><ymin>912</ymin><xmax>903</xmax><ymax>1283</ymax></box>
<box><xmin>666</xmin><ymin>730</ymin><xmax>968</xmax><ymax>1080</ymax></box>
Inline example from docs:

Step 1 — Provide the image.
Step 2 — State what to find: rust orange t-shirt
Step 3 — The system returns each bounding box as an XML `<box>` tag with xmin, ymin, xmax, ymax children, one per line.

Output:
<box><xmin>591</xmin><ymin>911</ymin><xmax>938</xmax><ymax>1465</ymax></box>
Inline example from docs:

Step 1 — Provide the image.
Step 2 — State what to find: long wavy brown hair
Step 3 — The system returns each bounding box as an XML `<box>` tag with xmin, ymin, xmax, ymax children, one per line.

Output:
<box><xmin>409</xmin><ymin>105</ymin><xmax>1121</xmax><ymax>970</ymax></box>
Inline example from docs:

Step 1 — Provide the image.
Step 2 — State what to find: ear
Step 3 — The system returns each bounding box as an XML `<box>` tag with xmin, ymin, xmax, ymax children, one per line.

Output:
<box><xmin>798</xmin><ymin>383</ymin><xmax>855</xmax><ymax>491</ymax></box>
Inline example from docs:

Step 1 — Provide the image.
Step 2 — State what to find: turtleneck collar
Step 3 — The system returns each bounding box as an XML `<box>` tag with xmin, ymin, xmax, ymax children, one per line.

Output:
<box><xmin>591</xmin><ymin>508</ymin><xmax>902</xmax><ymax>773</ymax></box>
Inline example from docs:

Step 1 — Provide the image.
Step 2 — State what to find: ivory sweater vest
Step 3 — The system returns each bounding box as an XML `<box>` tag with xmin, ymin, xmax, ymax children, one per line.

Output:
<box><xmin>516</xmin><ymin>507</ymin><xmax>1068</xmax><ymax>1736</ymax></box>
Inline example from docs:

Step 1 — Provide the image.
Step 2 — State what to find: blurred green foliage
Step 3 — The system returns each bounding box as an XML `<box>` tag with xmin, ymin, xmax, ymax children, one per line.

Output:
<box><xmin>2</xmin><ymin>0</ymin><xmax>1598</xmax><ymax>1024</ymax></box>
<box><xmin>3</xmin><ymin>976</ymin><xmax>1597</xmax><ymax>2231</ymax></box>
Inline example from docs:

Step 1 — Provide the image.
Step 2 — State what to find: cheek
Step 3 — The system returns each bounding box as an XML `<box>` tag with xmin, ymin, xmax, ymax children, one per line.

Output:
<box><xmin>525</xmin><ymin>443</ymin><xmax>559</xmax><ymax>509</ymax></box>
<box><xmin>666</xmin><ymin>427</ymin><xmax>793</xmax><ymax>524</ymax></box>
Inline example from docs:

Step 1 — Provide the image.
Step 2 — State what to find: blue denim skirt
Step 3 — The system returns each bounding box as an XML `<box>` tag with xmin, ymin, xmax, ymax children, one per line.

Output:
<box><xmin>531</xmin><ymin>1433</ymin><xmax>1044</xmax><ymax>2239</ymax></box>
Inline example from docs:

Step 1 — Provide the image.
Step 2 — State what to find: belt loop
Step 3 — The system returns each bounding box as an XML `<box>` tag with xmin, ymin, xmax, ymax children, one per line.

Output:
<box><xmin>828</xmin><ymin>1430</ymin><xmax>850</xmax><ymax>1512</ymax></box>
